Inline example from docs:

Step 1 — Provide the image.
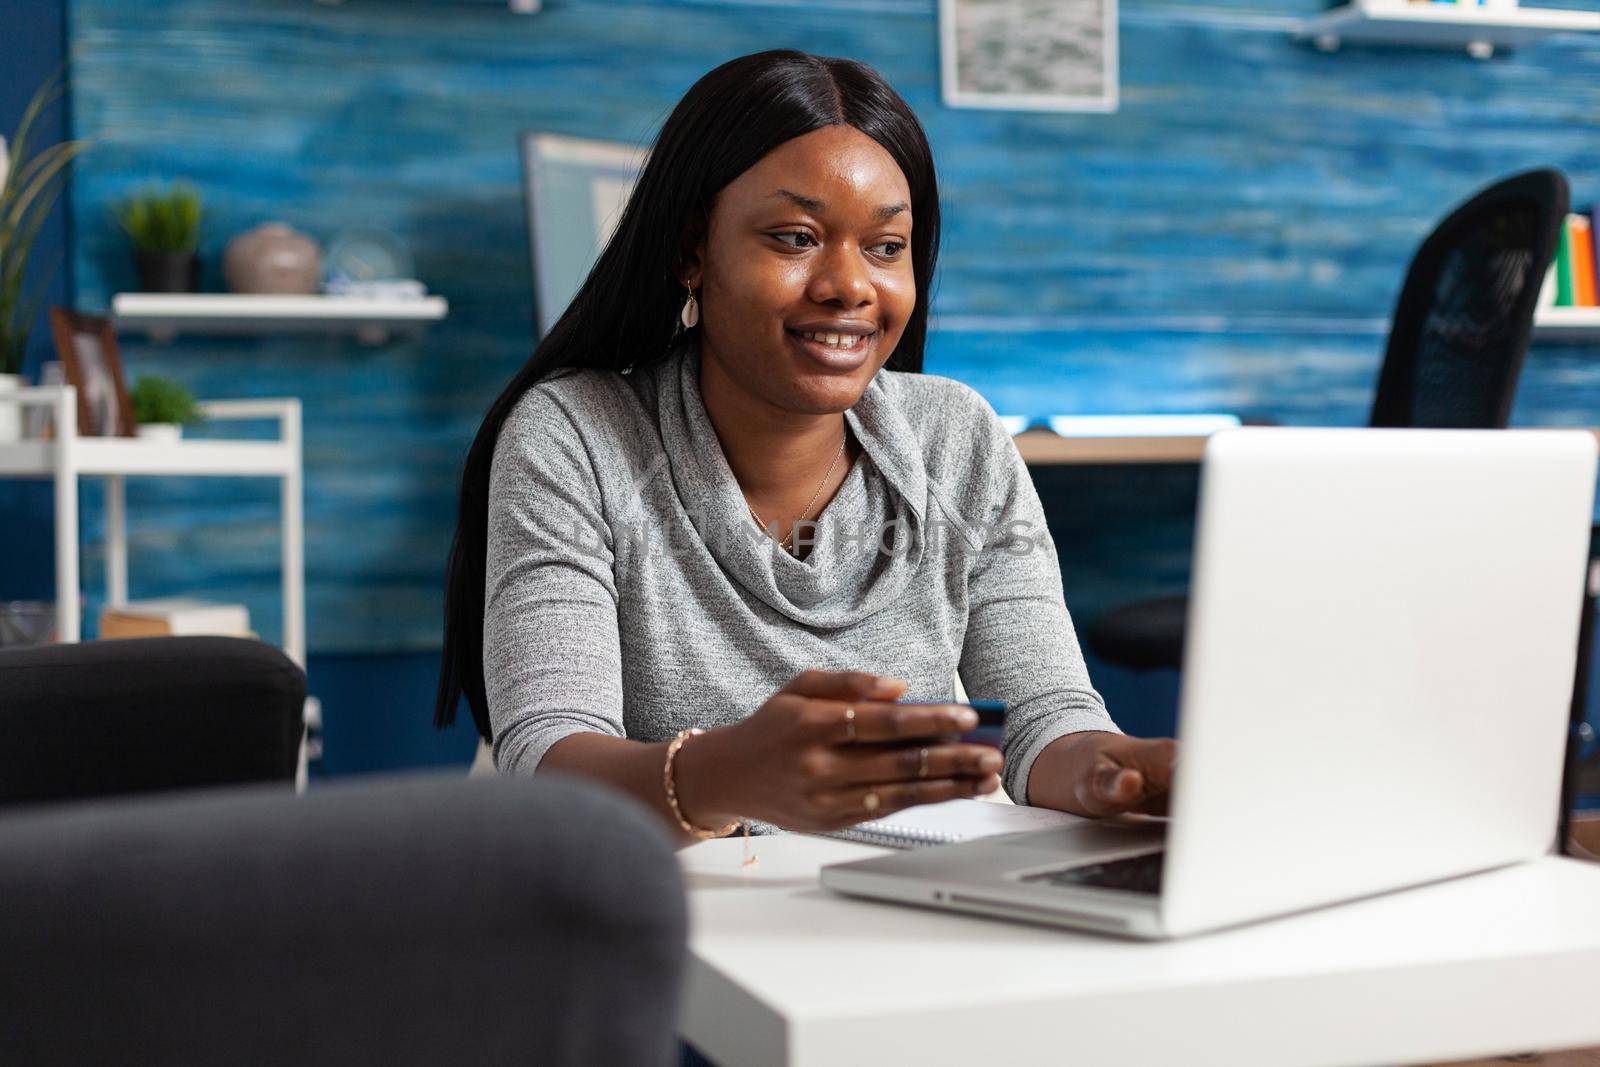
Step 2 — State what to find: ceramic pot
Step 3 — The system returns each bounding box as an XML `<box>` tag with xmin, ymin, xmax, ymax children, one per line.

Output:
<box><xmin>136</xmin><ymin>423</ymin><xmax>182</xmax><ymax>444</ymax></box>
<box><xmin>0</xmin><ymin>373</ymin><xmax>21</xmax><ymax>443</ymax></box>
<box><xmin>134</xmin><ymin>251</ymin><xmax>201</xmax><ymax>293</ymax></box>
<box><xmin>224</xmin><ymin>222</ymin><xmax>322</xmax><ymax>294</ymax></box>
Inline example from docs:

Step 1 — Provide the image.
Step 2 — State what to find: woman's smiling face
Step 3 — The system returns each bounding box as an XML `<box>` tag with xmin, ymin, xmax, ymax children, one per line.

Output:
<box><xmin>685</xmin><ymin>124</ymin><xmax>916</xmax><ymax>416</ymax></box>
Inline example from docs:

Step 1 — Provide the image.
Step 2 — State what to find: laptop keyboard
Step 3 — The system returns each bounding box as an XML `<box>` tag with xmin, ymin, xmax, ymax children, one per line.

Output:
<box><xmin>1021</xmin><ymin>851</ymin><xmax>1165</xmax><ymax>895</ymax></box>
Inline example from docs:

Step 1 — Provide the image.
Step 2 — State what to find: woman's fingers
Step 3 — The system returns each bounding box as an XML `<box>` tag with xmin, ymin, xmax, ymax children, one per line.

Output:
<box><xmin>775</xmin><ymin>671</ymin><xmax>982</xmax><ymax>743</ymax></box>
<box><xmin>817</xmin><ymin>772</ymin><xmax>1003</xmax><ymax>822</ymax></box>
<box><xmin>1110</xmin><ymin>737</ymin><xmax>1178</xmax><ymax>791</ymax></box>
<box><xmin>1075</xmin><ymin>762</ymin><xmax>1133</xmax><ymax>818</ymax></box>
<box><xmin>1096</xmin><ymin>765</ymin><xmax>1143</xmax><ymax>806</ymax></box>
<box><xmin>804</xmin><ymin>698</ymin><xmax>978</xmax><ymax>744</ymax></box>
<box><xmin>830</xmin><ymin>742</ymin><xmax>1001</xmax><ymax>785</ymax></box>
<box><xmin>1079</xmin><ymin>737</ymin><xmax>1178</xmax><ymax>816</ymax></box>
<box><xmin>780</xmin><ymin>669</ymin><xmax>907</xmax><ymax>702</ymax></box>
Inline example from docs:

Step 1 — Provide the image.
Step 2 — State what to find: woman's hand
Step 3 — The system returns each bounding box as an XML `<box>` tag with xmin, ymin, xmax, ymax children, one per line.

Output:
<box><xmin>1028</xmin><ymin>731</ymin><xmax>1177</xmax><ymax>817</ymax></box>
<box><xmin>676</xmin><ymin>669</ymin><xmax>1003</xmax><ymax>833</ymax></box>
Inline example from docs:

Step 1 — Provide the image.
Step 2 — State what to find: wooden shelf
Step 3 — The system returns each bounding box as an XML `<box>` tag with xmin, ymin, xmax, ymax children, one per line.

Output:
<box><xmin>1533</xmin><ymin>306</ymin><xmax>1600</xmax><ymax>342</ymax></box>
<box><xmin>1295</xmin><ymin>1</ymin><xmax>1600</xmax><ymax>58</ymax></box>
<box><xmin>112</xmin><ymin>292</ymin><xmax>448</xmax><ymax>345</ymax></box>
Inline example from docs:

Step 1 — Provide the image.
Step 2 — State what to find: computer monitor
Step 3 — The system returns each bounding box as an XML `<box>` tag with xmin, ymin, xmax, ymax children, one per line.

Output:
<box><xmin>518</xmin><ymin>131</ymin><xmax>648</xmax><ymax>338</ymax></box>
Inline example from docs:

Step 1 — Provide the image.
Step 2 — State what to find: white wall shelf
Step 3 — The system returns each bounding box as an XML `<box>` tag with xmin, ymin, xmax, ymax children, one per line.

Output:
<box><xmin>112</xmin><ymin>292</ymin><xmax>448</xmax><ymax>345</ymax></box>
<box><xmin>1533</xmin><ymin>306</ymin><xmax>1600</xmax><ymax>342</ymax></box>
<box><xmin>1295</xmin><ymin>1</ymin><xmax>1600</xmax><ymax>58</ymax></box>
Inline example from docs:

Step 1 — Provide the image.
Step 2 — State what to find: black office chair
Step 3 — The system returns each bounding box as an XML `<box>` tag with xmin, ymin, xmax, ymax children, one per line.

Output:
<box><xmin>1085</xmin><ymin>166</ymin><xmax>1571</xmax><ymax>674</ymax></box>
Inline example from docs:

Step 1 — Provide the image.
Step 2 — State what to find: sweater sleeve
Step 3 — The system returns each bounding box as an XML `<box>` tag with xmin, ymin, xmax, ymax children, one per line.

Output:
<box><xmin>484</xmin><ymin>385</ymin><xmax>626</xmax><ymax>775</ymax></box>
<box><xmin>953</xmin><ymin>398</ymin><xmax>1122</xmax><ymax>805</ymax></box>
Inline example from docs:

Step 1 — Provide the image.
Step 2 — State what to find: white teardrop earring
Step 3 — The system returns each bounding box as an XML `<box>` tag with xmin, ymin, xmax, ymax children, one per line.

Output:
<box><xmin>679</xmin><ymin>283</ymin><xmax>700</xmax><ymax>329</ymax></box>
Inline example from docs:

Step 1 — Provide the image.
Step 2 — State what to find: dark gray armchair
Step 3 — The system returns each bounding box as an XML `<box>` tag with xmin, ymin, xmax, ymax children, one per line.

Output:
<box><xmin>0</xmin><ymin>637</ymin><xmax>688</xmax><ymax>1066</ymax></box>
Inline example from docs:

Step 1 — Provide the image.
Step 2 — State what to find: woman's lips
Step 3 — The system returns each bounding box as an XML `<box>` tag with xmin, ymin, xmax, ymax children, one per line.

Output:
<box><xmin>786</xmin><ymin>328</ymin><xmax>876</xmax><ymax>372</ymax></box>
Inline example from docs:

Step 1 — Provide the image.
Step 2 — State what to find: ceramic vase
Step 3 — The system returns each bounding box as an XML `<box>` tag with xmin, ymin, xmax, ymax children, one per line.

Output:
<box><xmin>224</xmin><ymin>222</ymin><xmax>322</xmax><ymax>294</ymax></box>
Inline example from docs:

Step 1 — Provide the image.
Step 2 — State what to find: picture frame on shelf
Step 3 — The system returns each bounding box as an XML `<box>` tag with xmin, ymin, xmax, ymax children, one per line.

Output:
<box><xmin>48</xmin><ymin>308</ymin><xmax>137</xmax><ymax>437</ymax></box>
<box><xmin>939</xmin><ymin>0</ymin><xmax>1119</xmax><ymax>113</ymax></box>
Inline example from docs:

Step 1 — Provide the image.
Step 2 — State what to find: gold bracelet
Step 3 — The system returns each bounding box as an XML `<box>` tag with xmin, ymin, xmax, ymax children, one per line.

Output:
<box><xmin>663</xmin><ymin>728</ymin><xmax>741</xmax><ymax>840</ymax></box>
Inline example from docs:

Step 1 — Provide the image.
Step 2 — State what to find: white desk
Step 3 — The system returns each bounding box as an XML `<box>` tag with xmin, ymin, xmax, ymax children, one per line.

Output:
<box><xmin>1012</xmin><ymin>427</ymin><xmax>1212</xmax><ymax>465</ymax></box>
<box><xmin>1009</xmin><ymin>414</ymin><xmax>1241</xmax><ymax>465</ymax></box>
<box><xmin>678</xmin><ymin>834</ymin><xmax>1600</xmax><ymax>1067</ymax></box>
<box><xmin>1009</xmin><ymin>421</ymin><xmax>1600</xmax><ymax>467</ymax></box>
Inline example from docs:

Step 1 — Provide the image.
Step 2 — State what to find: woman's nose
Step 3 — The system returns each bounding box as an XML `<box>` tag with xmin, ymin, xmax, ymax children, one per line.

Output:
<box><xmin>806</xmin><ymin>242</ymin><xmax>875</xmax><ymax>308</ymax></box>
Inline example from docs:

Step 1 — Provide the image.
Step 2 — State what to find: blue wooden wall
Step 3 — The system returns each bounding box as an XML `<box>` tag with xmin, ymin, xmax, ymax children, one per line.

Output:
<box><xmin>44</xmin><ymin>0</ymin><xmax>1600</xmax><ymax>751</ymax></box>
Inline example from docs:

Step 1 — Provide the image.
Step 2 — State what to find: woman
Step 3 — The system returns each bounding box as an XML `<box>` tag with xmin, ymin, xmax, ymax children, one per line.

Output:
<box><xmin>436</xmin><ymin>49</ymin><xmax>1174</xmax><ymax>845</ymax></box>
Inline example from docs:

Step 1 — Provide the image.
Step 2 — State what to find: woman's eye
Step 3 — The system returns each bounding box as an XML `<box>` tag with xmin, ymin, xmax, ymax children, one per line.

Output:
<box><xmin>771</xmin><ymin>233</ymin><xmax>906</xmax><ymax>259</ymax></box>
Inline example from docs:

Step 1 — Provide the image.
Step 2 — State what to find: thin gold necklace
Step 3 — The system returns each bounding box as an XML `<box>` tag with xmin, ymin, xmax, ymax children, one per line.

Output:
<box><xmin>747</xmin><ymin>432</ymin><xmax>848</xmax><ymax>554</ymax></box>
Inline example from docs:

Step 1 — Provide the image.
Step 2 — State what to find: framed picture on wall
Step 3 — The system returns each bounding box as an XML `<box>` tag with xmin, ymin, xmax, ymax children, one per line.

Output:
<box><xmin>48</xmin><ymin>308</ymin><xmax>137</xmax><ymax>437</ymax></box>
<box><xmin>940</xmin><ymin>0</ymin><xmax>1118</xmax><ymax>113</ymax></box>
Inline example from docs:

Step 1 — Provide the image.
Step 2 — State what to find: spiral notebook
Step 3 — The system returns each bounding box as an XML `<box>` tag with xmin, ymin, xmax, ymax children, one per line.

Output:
<box><xmin>822</xmin><ymin>798</ymin><xmax>1087</xmax><ymax>849</ymax></box>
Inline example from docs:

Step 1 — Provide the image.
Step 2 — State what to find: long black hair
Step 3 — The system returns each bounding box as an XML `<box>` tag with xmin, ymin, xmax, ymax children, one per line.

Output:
<box><xmin>434</xmin><ymin>49</ymin><xmax>943</xmax><ymax>740</ymax></box>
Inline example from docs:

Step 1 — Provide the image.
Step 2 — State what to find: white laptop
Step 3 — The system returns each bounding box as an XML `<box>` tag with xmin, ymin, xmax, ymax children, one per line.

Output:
<box><xmin>821</xmin><ymin>428</ymin><xmax>1597</xmax><ymax>939</ymax></box>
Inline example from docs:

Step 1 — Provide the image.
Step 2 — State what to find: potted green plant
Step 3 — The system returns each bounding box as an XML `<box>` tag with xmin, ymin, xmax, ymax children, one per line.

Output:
<box><xmin>130</xmin><ymin>375</ymin><xmax>204</xmax><ymax>443</ymax></box>
<box><xmin>113</xmin><ymin>180</ymin><xmax>202</xmax><ymax>293</ymax></box>
<box><xmin>0</xmin><ymin>71</ymin><xmax>89</xmax><ymax>442</ymax></box>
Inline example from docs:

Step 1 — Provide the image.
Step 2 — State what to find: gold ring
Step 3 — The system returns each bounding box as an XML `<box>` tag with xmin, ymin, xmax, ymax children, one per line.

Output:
<box><xmin>843</xmin><ymin>706</ymin><xmax>856</xmax><ymax>743</ymax></box>
<box><xmin>917</xmin><ymin>747</ymin><xmax>930</xmax><ymax>780</ymax></box>
<box><xmin>863</xmin><ymin>789</ymin><xmax>880</xmax><ymax>813</ymax></box>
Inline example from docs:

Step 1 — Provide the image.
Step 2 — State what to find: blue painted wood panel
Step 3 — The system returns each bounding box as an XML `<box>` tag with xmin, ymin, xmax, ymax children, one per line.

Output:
<box><xmin>63</xmin><ymin>0</ymin><xmax>1600</xmax><ymax>653</ymax></box>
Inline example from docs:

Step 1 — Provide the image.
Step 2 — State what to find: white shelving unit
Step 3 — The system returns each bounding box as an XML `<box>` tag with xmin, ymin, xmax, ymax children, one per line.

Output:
<box><xmin>112</xmin><ymin>292</ymin><xmax>448</xmax><ymax>346</ymax></box>
<box><xmin>1295</xmin><ymin>0</ymin><xmax>1600</xmax><ymax>58</ymax></box>
<box><xmin>0</xmin><ymin>386</ymin><xmax>305</xmax><ymax>662</ymax></box>
<box><xmin>1533</xmin><ymin>306</ymin><xmax>1600</xmax><ymax>342</ymax></box>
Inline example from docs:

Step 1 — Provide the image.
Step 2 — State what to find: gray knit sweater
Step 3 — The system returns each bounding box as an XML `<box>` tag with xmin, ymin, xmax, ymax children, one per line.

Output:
<box><xmin>484</xmin><ymin>338</ymin><xmax>1120</xmax><ymax>812</ymax></box>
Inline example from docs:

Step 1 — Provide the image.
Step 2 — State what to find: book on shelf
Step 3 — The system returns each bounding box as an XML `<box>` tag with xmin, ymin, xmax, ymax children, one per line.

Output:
<box><xmin>98</xmin><ymin>598</ymin><xmax>253</xmax><ymax>640</ymax></box>
<box><xmin>1550</xmin><ymin>209</ymin><xmax>1600</xmax><ymax>309</ymax></box>
<box><xmin>1574</xmin><ymin>213</ymin><xmax>1598</xmax><ymax>307</ymax></box>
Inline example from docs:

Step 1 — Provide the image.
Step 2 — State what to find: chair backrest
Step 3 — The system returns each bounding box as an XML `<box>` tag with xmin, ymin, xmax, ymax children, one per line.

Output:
<box><xmin>0</xmin><ymin>636</ymin><xmax>304</xmax><ymax>807</ymax></box>
<box><xmin>0</xmin><ymin>773</ymin><xmax>688</xmax><ymax>1066</ymax></box>
<box><xmin>1369</xmin><ymin>168</ymin><xmax>1569</xmax><ymax>429</ymax></box>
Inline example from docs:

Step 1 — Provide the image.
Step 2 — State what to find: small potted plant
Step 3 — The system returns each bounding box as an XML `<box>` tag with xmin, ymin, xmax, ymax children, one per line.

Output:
<box><xmin>112</xmin><ymin>180</ymin><xmax>203</xmax><ymax>293</ymax></box>
<box><xmin>130</xmin><ymin>376</ymin><xmax>204</xmax><ymax>443</ymax></box>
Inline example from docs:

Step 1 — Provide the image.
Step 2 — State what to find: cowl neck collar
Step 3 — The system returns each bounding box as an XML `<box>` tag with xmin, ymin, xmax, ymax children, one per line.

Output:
<box><xmin>650</xmin><ymin>338</ymin><xmax>928</xmax><ymax>629</ymax></box>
